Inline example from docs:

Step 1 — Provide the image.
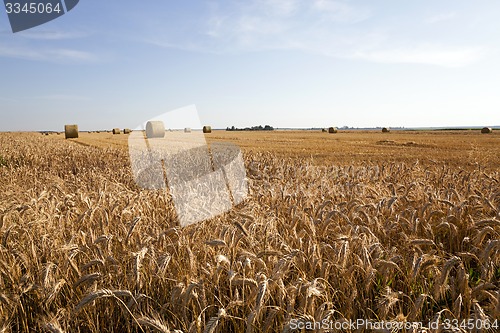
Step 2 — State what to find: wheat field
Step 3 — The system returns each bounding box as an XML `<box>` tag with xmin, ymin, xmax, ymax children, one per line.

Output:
<box><xmin>0</xmin><ymin>130</ymin><xmax>499</xmax><ymax>332</ymax></box>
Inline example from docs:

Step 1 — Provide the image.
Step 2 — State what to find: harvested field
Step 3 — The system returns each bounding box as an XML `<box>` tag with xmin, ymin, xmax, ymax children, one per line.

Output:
<box><xmin>0</xmin><ymin>130</ymin><xmax>499</xmax><ymax>332</ymax></box>
<box><xmin>65</xmin><ymin>130</ymin><xmax>499</xmax><ymax>167</ymax></box>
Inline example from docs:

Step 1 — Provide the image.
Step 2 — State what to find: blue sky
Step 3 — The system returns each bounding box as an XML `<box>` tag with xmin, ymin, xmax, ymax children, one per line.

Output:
<box><xmin>1</xmin><ymin>0</ymin><xmax>499</xmax><ymax>131</ymax></box>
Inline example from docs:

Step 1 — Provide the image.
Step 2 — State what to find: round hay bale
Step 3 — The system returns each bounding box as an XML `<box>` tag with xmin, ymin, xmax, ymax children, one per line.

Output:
<box><xmin>382</xmin><ymin>127</ymin><xmax>390</xmax><ymax>133</ymax></box>
<box><xmin>322</xmin><ymin>128</ymin><xmax>327</xmax><ymax>132</ymax></box>
<box><xmin>64</xmin><ymin>125</ymin><xmax>79</xmax><ymax>139</ymax></box>
<box><xmin>146</xmin><ymin>121</ymin><xmax>165</xmax><ymax>138</ymax></box>
<box><xmin>184</xmin><ymin>128</ymin><xmax>191</xmax><ymax>133</ymax></box>
<box><xmin>112</xmin><ymin>128</ymin><xmax>121</xmax><ymax>135</ymax></box>
<box><xmin>123</xmin><ymin>128</ymin><xmax>132</xmax><ymax>134</ymax></box>
<box><xmin>328</xmin><ymin>127</ymin><xmax>338</xmax><ymax>134</ymax></box>
<box><xmin>481</xmin><ymin>127</ymin><xmax>493</xmax><ymax>134</ymax></box>
<box><xmin>203</xmin><ymin>126</ymin><xmax>212</xmax><ymax>133</ymax></box>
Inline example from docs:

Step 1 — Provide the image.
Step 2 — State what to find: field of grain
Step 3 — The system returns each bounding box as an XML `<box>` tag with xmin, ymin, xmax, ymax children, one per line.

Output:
<box><xmin>0</xmin><ymin>130</ymin><xmax>499</xmax><ymax>332</ymax></box>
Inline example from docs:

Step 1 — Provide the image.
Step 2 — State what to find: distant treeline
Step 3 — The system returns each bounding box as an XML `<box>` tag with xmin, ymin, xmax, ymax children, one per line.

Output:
<box><xmin>226</xmin><ymin>125</ymin><xmax>274</xmax><ymax>131</ymax></box>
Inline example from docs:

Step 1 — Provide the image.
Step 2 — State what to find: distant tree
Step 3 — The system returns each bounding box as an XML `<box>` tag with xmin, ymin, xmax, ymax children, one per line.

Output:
<box><xmin>226</xmin><ymin>125</ymin><xmax>274</xmax><ymax>131</ymax></box>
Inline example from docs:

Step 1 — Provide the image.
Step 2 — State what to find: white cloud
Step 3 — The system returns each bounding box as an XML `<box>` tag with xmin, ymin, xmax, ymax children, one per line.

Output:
<box><xmin>313</xmin><ymin>0</ymin><xmax>372</xmax><ymax>23</ymax></box>
<box><xmin>199</xmin><ymin>0</ymin><xmax>371</xmax><ymax>51</ymax></box>
<box><xmin>353</xmin><ymin>45</ymin><xmax>485</xmax><ymax>67</ymax></box>
<box><xmin>258</xmin><ymin>0</ymin><xmax>300</xmax><ymax>16</ymax></box>
<box><xmin>426</xmin><ymin>12</ymin><xmax>457</xmax><ymax>24</ymax></box>
<box><xmin>0</xmin><ymin>44</ymin><xmax>99</xmax><ymax>63</ymax></box>
<box><xmin>16</xmin><ymin>30</ymin><xmax>88</xmax><ymax>40</ymax></box>
<box><xmin>145</xmin><ymin>0</ymin><xmax>486</xmax><ymax>68</ymax></box>
<box><xmin>36</xmin><ymin>94</ymin><xmax>90</xmax><ymax>101</ymax></box>
<box><xmin>0</xmin><ymin>96</ymin><xmax>18</xmax><ymax>102</ymax></box>
<box><xmin>237</xmin><ymin>16</ymin><xmax>288</xmax><ymax>35</ymax></box>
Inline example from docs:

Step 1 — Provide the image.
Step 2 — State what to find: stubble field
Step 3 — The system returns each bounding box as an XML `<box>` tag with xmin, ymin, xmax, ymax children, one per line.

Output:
<box><xmin>0</xmin><ymin>130</ymin><xmax>499</xmax><ymax>332</ymax></box>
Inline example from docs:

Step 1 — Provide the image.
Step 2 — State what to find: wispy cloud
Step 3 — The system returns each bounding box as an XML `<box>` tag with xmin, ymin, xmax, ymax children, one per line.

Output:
<box><xmin>353</xmin><ymin>45</ymin><xmax>485</xmax><ymax>67</ymax></box>
<box><xmin>36</xmin><ymin>94</ymin><xmax>90</xmax><ymax>101</ymax></box>
<box><xmin>426</xmin><ymin>12</ymin><xmax>457</xmax><ymax>24</ymax></box>
<box><xmin>0</xmin><ymin>96</ymin><xmax>18</xmax><ymax>102</ymax></box>
<box><xmin>313</xmin><ymin>0</ymin><xmax>372</xmax><ymax>23</ymax></box>
<box><xmin>16</xmin><ymin>30</ymin><xmax>89</xmax><ymax>40</ymax></box>
<box><xmin>187</xmin><ymin>0</ymin><xmax>372</xmax><ymax>52</ymax></box>
<box><xmin>0</xmin><ymin>44</ymin><xmax>99</xmax><ymax>63</ymax></box>
<box><xmin>144</xmin><ymin>0</ymin><xmax>486</xmax><ymax>68</ymax></box>
<box><xmin>0</xmin><ymin>95</ymin><xmax>90</xmax><ymax>102</ymax></box>
<box><xmin>259</xmin><ymin>0</ymin><xmax>300</xmax><ymax>16</ymax></box>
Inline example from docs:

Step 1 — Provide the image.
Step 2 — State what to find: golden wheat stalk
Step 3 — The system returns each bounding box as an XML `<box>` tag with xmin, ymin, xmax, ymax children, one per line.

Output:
<box><xmin>73</xmin><ymin>289</ymin><xmax>133</xmax><ymax>313</ymax></box>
